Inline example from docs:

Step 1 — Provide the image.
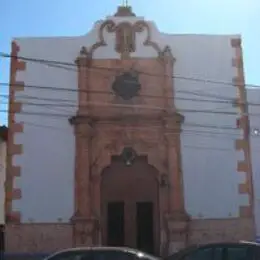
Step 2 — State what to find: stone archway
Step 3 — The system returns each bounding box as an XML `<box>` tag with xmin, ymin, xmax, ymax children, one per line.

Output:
<box><xmin>100</xmin><ymin>154</ymin><xmax>160</xmax><ymax>254</ymax></box>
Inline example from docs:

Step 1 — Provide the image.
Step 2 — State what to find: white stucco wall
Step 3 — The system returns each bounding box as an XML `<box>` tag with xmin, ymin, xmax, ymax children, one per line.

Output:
<box><xmin>0</xmin><ymin>139</ymin><xmax>6</xmax><ymax>224</ymax></box>
<box><xmin>13</xmin><ymin>14</ymin><xmax>245</xmax><ymax>222</ymax></box>
<box><xmin>172</xmin><ymin>35</ymin><xmax>246</xmax><ymax>219</ymax></box>
<box><xmin>247</xmin><ymin>87</ymin><xmax>260</xmax><ymax>236</ymax></box>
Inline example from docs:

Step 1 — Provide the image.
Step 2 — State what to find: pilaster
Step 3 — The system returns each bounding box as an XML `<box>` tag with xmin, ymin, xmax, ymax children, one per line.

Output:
<box><xmin>163</xmin><ymin>112</ymin><xmax>190</xmax><ymax>254</ymax></box>
<box><xmin>69</xmin><ymin>115</ymin><xmax>96</xmax><ymax>246</ymax></box>
<box><xmin>75</xmin><ymin>47</ymin><xmax>92</xmax><ymax>114</ymax></box>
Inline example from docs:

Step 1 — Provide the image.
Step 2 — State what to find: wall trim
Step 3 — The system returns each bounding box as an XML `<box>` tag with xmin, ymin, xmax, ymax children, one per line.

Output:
<box><xmin>231</xmin><ymin>37</ymin><xmax>254</xmax><ymax>219</ymax></box>
<box><xmin>5</xmin><ymin>41</ymin><xmax>25</xmax><ymax>223</ymax></box>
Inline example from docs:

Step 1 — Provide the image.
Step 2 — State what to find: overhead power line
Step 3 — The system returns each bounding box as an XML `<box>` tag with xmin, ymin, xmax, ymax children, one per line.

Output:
<box><xmin>2</xmin><ymin>104</ymin><xmax>242</xmax><ymax>131</ymax></box>
<box><xmin>0</xmin><ymin>82</ymin><xmax>258</xmax><ymax>107</ymax></box>
<box><xmin>0</xmin><ymin>82</ymin><xmax>242</xmax><ymax>109</ymax></box>
<box><xmin>1</xmin><ymin>52</ymin><xmax>260</xmax><ymax>89</ymax></box>
<box><xmin>0</xmin><ymin>108</ymin><xmax>249</xmax><ymax>139</ymax></box>
<box><xmin>0</xmin><ymin>91</ymin><xmax>238</xmax><ymax>105</ymax></box>
<box><xmin>2</xmin><ymin>91</ymin><xmax>252</xmax><ymax>133</ymax></box>
<box><xmin>2</xmin><ymin>51</ymin><xmax>259</xmax><ymax>106</ymax></box>
<box><xmin>1</xmin><ymin>117</ymin><xmax>256</xmax><ymax>154</ymax></box>
<box><xmin>3</xmin><ymin>98</ymin><xmax>260</xmax><ymax>117</ymax></box>
<box><xmin>1</xmin><ymin>52</ymin><xmax>259</xmax><ymax>135</ymax></box>
<box><xmin>20</xmin><ymin>120</ymin><xmax>243</xmax><ymax>143</ymax></box>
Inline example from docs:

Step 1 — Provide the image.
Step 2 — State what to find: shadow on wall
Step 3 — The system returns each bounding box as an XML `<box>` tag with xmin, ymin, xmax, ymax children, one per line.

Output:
<box><xmin>4</xmin><ymin>254</ymin><xmax>49</xmax><ymax>260</ymax></box>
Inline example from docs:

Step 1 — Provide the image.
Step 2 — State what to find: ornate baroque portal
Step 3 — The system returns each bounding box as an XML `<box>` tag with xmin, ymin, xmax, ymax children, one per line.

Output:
<box><xmin>69</xmin><ymin>5</ymin><xmax>189</xmax><ymax>256</ymax></box>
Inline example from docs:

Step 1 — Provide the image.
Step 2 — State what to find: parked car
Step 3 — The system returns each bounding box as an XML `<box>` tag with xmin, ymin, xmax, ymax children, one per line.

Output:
<box><xmin>43</xmin><ymin>246</ymin><xmax>161</xmax><ymax>260</ymax></box>
<box><xmin>164</xmin><ymin>241</ymin><xmax>260</xmax><ymax>260</ymax></box>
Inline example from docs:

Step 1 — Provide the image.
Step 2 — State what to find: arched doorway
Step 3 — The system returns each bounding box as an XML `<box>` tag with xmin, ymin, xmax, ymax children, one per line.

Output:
<box><xmin>101</xmin><ymin>151</ymin><xmax>159</xmax><ymax>254</ymax></box>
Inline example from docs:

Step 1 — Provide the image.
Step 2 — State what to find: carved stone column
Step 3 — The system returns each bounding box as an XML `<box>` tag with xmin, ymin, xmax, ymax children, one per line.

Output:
<box><xmin>69</xmin><ymin>116</ymin><xmax>96</xmax><ymax>246</ymax></box>
<box><xmin>161</xmin><ymin>46</ymin><xmax>175</xmax><ymax>111</ymax></box>
<box><xmin>75</xmin><ymin>47</ymin><xmax>91</xmax><ymax>115</ymax></box>
<box><xmin>163</xmin><ymin>112</ymin><xmax>190</xmax><ymax>254</ymax></box>
<box><xmin>165</xmin><ymin>133</ymin><xmax>184</xmax><ymax>213</ymax></box>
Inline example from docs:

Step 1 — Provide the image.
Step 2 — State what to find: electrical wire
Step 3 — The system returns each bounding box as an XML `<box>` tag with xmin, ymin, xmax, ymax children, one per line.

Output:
<box><xmin>1</xmin><ymin>94</ymin><xmax>250</xmax><ymax>134</ymax></box>
<box><xmin>2</xmin><ymin>110</ymin><xmax>246</xmax><ymax>140</ymax></box>
<box><xmin>0</xmin><ymin>81</ymin><xmax>259</xmax><ymax>118</ymax></box>
<box><xmin>0</xmin><ymin>82</ymin><xmax>258</xmax><ymax>107</ymax></box>
<box><xmin>1</xmin><ymin>52</ymin><xmax>259</xmax><ymax>138</ymax></box>
<box><xmin>0</xmin><ymin>83</ymin><xmax>241</xmax><ymax>104</ymax></box>
<box><xmin>0</xmin><ymin>86</ymin><xmax>257</xmax><ymax>133</ymax></box>
<box><xmin>1</xmin><ymin>52</ymin><xmax>259</xmax><ymax>105</ymax></box>
<box><xmin>13</xmin><ymin>120</ymin><xmax>260</xmax><ymax>153</ymax></box>
<box><xmin>1</xmin><ymin>52</ymin><xmax>260</xmax><ymax>89</ymax></box>
<box><xmin>1</xmin><ymin>52</ymin><xmax>259</xmax><ymax>110</ymax></box>
<box><xmin>3</xmin><ymin>98</ymin><xmax>260</xmax><ymax>116</ymax></box>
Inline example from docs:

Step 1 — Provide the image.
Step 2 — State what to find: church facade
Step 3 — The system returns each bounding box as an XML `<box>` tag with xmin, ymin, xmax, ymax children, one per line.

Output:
<box><xmin>5</xmin><ymin>5</ymin><xmax>255</xmax><ymax>255</ymax></box>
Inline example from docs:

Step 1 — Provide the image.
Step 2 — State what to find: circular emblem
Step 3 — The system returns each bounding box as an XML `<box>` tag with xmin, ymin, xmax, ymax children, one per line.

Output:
<box><xmin>112</xmin><ymin>72</ymin><xmax>141</xmax><ymax>100</ymax></box>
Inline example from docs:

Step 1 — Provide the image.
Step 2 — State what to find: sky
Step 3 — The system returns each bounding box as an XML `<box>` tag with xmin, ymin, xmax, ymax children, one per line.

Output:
<box><xmin>0</xmin><ymin>0</ymin><xmax>259</xmax><ymax>125</ymax></box>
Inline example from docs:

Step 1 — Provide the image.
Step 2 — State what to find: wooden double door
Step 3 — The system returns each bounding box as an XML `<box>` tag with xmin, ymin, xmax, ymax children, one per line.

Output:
<box><xmin>106</xmin><ymin>201</ymin><xmax>154</xmax><ymax>253</ymax></box>
<box><xmin>101</xmin><ymin>157</ymin><xmax>159</xmax><ymax>254</ymax></box>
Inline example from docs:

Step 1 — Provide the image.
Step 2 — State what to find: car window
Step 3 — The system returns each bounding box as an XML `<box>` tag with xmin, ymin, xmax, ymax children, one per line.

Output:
<box><xmin>91</xmin><ymin>250</ymin><xmax>135</xmax><ymax>260</ymax></box>
<box><xmin>182</xmin><ymin>247</ymin><xmax>213</xmax><ymax>260</ymax></box>
<box><xmin>182</xmin><ymin>247</ymin><xmax>223</xmax><ymax>260</ymax></box>
<box><xmin>213</xmin><ymin>247</ymin><xmax>222</xmax><ymax>260</ymax></box>
<box><xmin>225</xmin><ymin>246</ymin><xmax>252</xmax><ymax>260</ymax></box>
<box><xmin>46</xmin><ymin>251</ymin><xmax>92</xmax><ymax>260</ymax></box>
<box><xmin>255</xmin><ymin>246</ymin><xmax>260</xmax><ymax>260</ymax></box>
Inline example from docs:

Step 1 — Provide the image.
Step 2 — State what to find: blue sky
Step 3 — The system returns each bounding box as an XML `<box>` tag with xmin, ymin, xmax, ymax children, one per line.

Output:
<box><xmin>0</xmin><ymin>0</ymin><xmax>259</xmax><ymax>125</ymax></box>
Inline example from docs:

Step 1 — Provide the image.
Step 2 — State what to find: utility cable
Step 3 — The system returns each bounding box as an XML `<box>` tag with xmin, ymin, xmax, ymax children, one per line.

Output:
<box><xmin>1</xmin><ymin>52</ymin><xmax>260</xmax><ymax>89</ymax></box>
<box><xmin>0</xmin><ymin>82</ymin><xmax>255</xmax><ymax>107</ymax></box>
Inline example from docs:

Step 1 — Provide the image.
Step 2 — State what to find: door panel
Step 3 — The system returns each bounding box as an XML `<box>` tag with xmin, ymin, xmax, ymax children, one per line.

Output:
<box><xmin>136</xmin><ymin>202</ymin><xmax>154</xmax><ymax>254</ymax></box>
<box><xmin>124</xmin><ymin>200</ymin><xmax>136</xmax><ymax>248</ymax></box>
<box><xmin>107</xmin><ymin>202</ymin><xmax>124</xmax><ymax>246</ymax></box>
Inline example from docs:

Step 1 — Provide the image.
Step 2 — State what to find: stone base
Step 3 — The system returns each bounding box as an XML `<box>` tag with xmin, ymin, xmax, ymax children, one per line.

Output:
<box><xmin>5</xmin><ymin>223</ymin><xmax>72</xmax><ymax>253</ymax></box>
<box><xmin>166</xmin><ymin>217</ymin><xmax>254</xmax><ymax>255</ymax></box>
<box><xmin>5</xmin><ymin>218</ymin><xmax>255</xmax><ymax>254</ymax></box>
<box><xmin>71</xmin><ymin>216</ymin><xmax>99</xmax><ymax>247</ymax></box>
<box><xmin>166</xmin><ymin>213</ymin><xmax>190</xmax><ymax>254</ymax></box>
<box><xmin>189</xmin><ymin>218</ymin><xmax>255</xmax><ymax>244</ymax></box>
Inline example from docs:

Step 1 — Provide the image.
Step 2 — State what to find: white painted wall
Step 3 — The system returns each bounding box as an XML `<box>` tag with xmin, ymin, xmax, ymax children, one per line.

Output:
<box><xmin>13</xmin><ymin>14</ymin><xmax>245</xmax><ymax>222</ymax></box>
<box><xmin>0</xmin><ymin>138</ymin><xmax>6</xmax><ymax>224</ymax></box>
<box><xmin>247</xmin><ymin>88</ymin><xmax>260</xmax><ymax>237</ymax></box>
<box><xmin>172</xmin><ymin>35</ymin><xmax>246</xmax><ymax>219</ymax></box>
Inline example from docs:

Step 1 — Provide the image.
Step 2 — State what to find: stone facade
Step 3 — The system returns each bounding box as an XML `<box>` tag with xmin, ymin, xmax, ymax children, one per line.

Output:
<box><xmin>69</xmin><ymin>25</ymin><xmax>188</xmax><ymax>253</ymax></box>
<box><xmin>5</xmin><ymin>218</ymin><xmax>254</xmax><ymax>254</ymax></box>
<box><xmin>5</xmin><ymin>5</ymin><xmax>255</xmax><ymax>256</ymax></box>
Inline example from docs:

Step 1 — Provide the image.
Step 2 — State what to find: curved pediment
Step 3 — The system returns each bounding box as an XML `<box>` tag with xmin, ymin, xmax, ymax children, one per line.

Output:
<box><xmin>80</xmin><ymin>6</ymin><xmax>174</xmax><ymax>61</ymax></box>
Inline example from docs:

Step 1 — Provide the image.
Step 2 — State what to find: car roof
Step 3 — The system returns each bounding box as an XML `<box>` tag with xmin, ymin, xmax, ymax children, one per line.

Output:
<box><xmin>52</xmin><ymin>246</ymin><xmax>141</xmax><ymax>252</ymax></box>
<box><xmin>165</xmin><ymin>241</ymin><xmax>260</xmax><ymax>259</ymax></box>
<box><xmin>200</xmin><ymin>241</ymin><xmax>260</xmax><ymax>247</ymax></box>
<box><xmin>45</xmin><ymin>246</ymin><xmax>160</xmax><ymax>260</ymax></box>
<box><xmin>239</xmin><ymin>240</ymin><xmax>260</xmax><ymax>245</ymax></box>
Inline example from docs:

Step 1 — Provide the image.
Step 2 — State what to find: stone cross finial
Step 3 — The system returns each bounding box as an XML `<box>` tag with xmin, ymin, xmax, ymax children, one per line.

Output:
<box><xmin>122</xmin><ymin>0</ymin><xmax>128</xmax><ymax>6</ymax></box>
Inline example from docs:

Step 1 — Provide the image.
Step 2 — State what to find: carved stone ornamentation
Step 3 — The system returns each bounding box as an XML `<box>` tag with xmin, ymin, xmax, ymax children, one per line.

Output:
<box><xmin>112</xmin><ymin>71</ymin><xmax>141</xmax><ymax>100</ymax></box>
<box><xmin>115</xmin><ymin>22</ymin><xmax>136</xmax><ymax>56</ymax></box>
<box><xmin>71</xmin><ymin>212</ymin><xmax>98</xmax><ymax>246</ymax></box>
<box><xmin>86</xmin><ymin>17</ymin><xmax>175</xmax><ymax>60</ymax></box>
<box><xmin>120</xmin><ymin>147</ymin><xmax>137</xmax><ymax>166</ymax></box>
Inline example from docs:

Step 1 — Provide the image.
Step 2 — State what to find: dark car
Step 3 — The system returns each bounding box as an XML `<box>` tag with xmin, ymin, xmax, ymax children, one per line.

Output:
<box><xmin>164</xmin><ymin>241</ymin><xmax>260</xmax><ymax>260</ymax></box>
<box><xmin>43</xmin><ymin>246</ymin><xmax>161</xmax><ymax>260</ymax></box>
